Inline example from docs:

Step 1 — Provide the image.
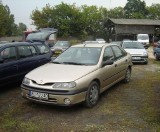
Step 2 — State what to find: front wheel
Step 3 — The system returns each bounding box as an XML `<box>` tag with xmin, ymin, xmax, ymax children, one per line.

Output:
<box><xmin>84</xmin><ymin>81</ymin><xmax>99</xmax><ymax>108</ymax></box>
<box><xmin>123</xmin><ymin>68</ymin><xmax>131</xmax><ymax>83</ymax></box>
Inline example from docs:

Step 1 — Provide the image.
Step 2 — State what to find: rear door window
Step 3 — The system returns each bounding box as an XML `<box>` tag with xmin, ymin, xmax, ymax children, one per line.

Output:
<box><xmin>37</xmin><ymin>45</ymin><xmax>49</xmax><ymax>54</ymax></box>
<box><xmin>0</xmin><ymin>47</ymin><xmax>17</xmax><ymax>62</ymax></box>
<box><xmin>18</xmin><ymin>45</ymin><xmax>37</xmax><ymax>59</ymax></box>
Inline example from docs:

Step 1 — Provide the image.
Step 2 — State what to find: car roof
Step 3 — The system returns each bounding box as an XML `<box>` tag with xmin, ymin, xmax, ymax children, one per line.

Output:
<box><xmin>72</xmin><ymin>43</ymin><xmax>116</xmax><ymax>48</ymax></box>
<box><xmin>0</xmin><ymin>42</ymin><xmax>44</xmax><ymax>49</ymax></box>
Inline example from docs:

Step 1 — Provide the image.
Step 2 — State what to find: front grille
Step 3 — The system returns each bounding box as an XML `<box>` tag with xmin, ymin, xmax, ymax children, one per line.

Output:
<box><xmin>32</xmin><ymin>80</ymin><xmax>54</xmax><ymax>86</ymax></box>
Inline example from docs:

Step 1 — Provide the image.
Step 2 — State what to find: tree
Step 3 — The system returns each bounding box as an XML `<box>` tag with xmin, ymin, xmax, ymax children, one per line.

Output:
<box><xmin>108</xmin><ymin>7</ymin><xmax>125</xmax><ymax>19</ymax></box>
<box><xmin>80</xmin><ymin>5</ymin><xmax>103</xmax><ymax>38</ymax></box>
<box><xmin>147</xmin><ymin>4</ymin><xmax>160</xmax><ymax>20</ymax></box>
<box><xmin>0</xmin><ymin>3</ymin><xmax>15</xmax><ymax>36</ymax></box>
<box><xmin>124</xmin><ymin>0</ymin><xmax>148</xmax><ymax>18</ymax></box>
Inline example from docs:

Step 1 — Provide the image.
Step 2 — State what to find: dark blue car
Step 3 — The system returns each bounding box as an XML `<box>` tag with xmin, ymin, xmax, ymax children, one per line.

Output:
<box><xmin>153</xmin><ymin>44</ymin><xmax>160</xmax><ymax>60</ymax></box>
<box><xmin>0</xmin><ymin>42</ymin><xmax>52</xmax><ymax>86</ymax></box>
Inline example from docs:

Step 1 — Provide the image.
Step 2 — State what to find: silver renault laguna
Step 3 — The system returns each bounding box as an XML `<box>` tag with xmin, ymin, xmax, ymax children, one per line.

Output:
<box><xmin>21</xmin><ymin>43</ymin><xmax>132</xmax><ymax>107</ymax></box>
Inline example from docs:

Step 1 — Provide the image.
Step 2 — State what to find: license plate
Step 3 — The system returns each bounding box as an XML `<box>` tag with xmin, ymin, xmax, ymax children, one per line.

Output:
<box><xmin>30</xmin><ymin>91</ymin><xmax>48</xmax><ymax>100</ymax></box>
<box><xmin>132</xmin><ymin>57</ymin><xmax>141</xmax><ymax>60</ymax></box>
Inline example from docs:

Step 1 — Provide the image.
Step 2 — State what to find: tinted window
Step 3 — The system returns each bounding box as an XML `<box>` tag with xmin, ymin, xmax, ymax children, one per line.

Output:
<box><xmin>29</xmin><ymin>46</ymin><xmax>38</xmax><ymax>55</ymax></box>
<box><xmin>18</xmin><ymin>46</ymin><xmax>32</xmax><ymax>59</ymax></box>
<box><xmin>37</xmin><ymin>45</ymin><xmax>49</xmax><ymax>54</ymax></box>
<box><xmin>112</xmin><ymin>46</ymin><xmax>125</xmax><ymax>60</ymax></box>
<box><xmin>103</xmin><ymin>47</ymin><xmax>114</xmax><ymax>62</ymax></box>
<box><xmin>0</xmin><ymin>47</ymin><xmax>16</xmax><ymax>62</ymax></box>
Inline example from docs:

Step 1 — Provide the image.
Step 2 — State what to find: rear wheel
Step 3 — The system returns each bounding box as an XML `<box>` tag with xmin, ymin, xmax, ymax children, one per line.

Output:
<box><xmin>123</xmin><ymin>68</ymin><xmax>131</xmax><ymax>83</ymax></box>
<box><xmin>84</xmin><ymin>81</ymin><xmax>99</xmax><ymax>108</ymax></box>
<box><xmin>155</xmin><ymin>53</ymin><xmax>159</xmax><ymax>60</ymax></box>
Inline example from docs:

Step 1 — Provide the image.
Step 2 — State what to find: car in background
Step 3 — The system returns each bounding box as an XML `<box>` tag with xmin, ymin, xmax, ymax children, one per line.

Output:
<box><xmin>122</xmin><ymin>41</ymin><xmax>148</xmax><ymax>64</ymax></box>
<box><xmin>0</xmin><ymin>42</ymin><xmax>52</xmax><ymax>87</ymax></box>
<box><xmin>21</xmin><ymin>43</ymin><xmax>132</xmax><ymax>107</ymax></box>
<box><xmin>26</xmin><ymin>28</ymin><xmax>57</xmax><ymax>47</ymax></box>
<box><xmin>96</xmin><ymin>38</ymin><xmax>106</xmax><ymax>43</ymax></box>
<box><xmin>137</xmin><ymin>34</ymin><xmax>150</xmax><ymax>48</ymax></box>
<box><xmin>153</xmin><ymin>44</ymin><xmax>160</xmax><ymax>60</ymax></box>
<box><xmin>110</xmin><ymin>41</ymin><xmax>122</xmax><ymax>47</ymax></box>
<box><xmin>83</xmin><ymin>41</ymin><xmax>98</xmax><ymax>44</ymax></box>
<box><xmin>51</xmin><ymin>41</ymin><xmax>71</xmax><ymax>56</ymax></box>
<box><xmin>0</xmin><ymin>41</ymin><xmax>9</xmax><ymax>44</ymax></box>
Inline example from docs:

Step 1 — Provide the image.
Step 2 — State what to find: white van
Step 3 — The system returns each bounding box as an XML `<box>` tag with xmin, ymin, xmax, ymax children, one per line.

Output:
<box><xmin>137</xmin><ymin>34</ymin><xmax>149</xmax><ymax>48</ymax></box>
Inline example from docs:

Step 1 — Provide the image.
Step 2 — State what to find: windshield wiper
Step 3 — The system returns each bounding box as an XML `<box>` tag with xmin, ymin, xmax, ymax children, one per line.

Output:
<box><xmin>52</xmin><ymin>61</ymin><xmax>63</xmax><ymax>64</ymax></box>
<box><xmin>63</xmin><ymin>62</ymin><xmax>86</xmax><ymax>65</ymax></box>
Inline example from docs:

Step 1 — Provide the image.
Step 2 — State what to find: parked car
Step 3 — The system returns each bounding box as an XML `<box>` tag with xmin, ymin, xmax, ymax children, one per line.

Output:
<box><xmin>0</xmin><ymin>42</ymin><xmax>52</xmax><ymax>87</ymax></box>
<box><xmin>110</xmin><ymin>41</ymin><xmax>122</xmax><ymax>47</ymax></box>
<box><xmin>0</xmin><ymin>41</ymin><xmax>9</xmax><ymax>44</ymax></box>
<box><xmin>96</xmin><ymin>38</ymin><xmax>106</xmax><ymax>43</ymax></box>
<box><xmin>26</xmin><ymin>28</ymin><xmax>57</xmax><ymax>47</ymax></box>
<box><xmin>21</xmin><ymin>43</ymin><xmax>132</xmax><ymax>107</ymax></box>
<box><xmin>83</xmin><ymin>41</ymin><xmax>98</xmax><ymax>44</ymax></box>
<box><xmin>137</xmin><ymin>34</ymin><xmax>150</xmax><ymax>48</ymax></box>
<box><xmin>153</xmin><ymin>44</ymin><xmax>160</xmax><ymax>60</ymax></box>
<box><xmin>50</xmin><ymin>41</ymin><xmax>71</xmax><ymax>56</ymax></box>
<box><xmin>122</xmin><ymin>41</ymin><xmax>148</xmax><ymax>64</ymax></box>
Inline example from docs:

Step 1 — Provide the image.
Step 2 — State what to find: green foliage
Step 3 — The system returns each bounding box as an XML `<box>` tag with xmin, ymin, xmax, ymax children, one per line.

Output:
<box><xmin>1</xmin><ymin>1</ymin><xmax>160</xmax><ymax>38</ymax></box>
<box><xmin>31</xmin><ymin>1</ymin><xmax>160</xmax><ymax>39</ymax></box>
<box><xmin>0</xmin><ymin>3</ymin><xmax>14</xmax><ymax>36</ymax></box>
<box><xmin>147</xmin><ymin>4</ymin><xmax>160</xmax><ymax>20</ymax></box>
<box><xmin>124</xmin><ymin>0</ymin><xmax>148</xmax><ymax>18</ymax></box>
<box><xmin>0</xmin><ymin>2</ymin><xmax>27</xmax><ymax>37</ymax></box>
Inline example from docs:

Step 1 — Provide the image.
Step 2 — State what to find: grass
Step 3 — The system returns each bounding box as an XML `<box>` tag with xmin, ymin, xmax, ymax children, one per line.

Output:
<box><xmin>0</xmin><ymin>58</ymin><xmax>160</xmax><ymax>131</ymax></box>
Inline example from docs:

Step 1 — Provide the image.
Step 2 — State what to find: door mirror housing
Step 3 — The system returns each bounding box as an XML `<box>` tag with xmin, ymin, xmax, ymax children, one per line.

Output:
<box><xmin>102</xmin><ymin>60</ymin><xmax>114</xmax><ymax>67</ymax></box>
<box><xmin>0</xmin><ymin>58</ymin><xmax>4</xmax><ymax>63</ymax></box>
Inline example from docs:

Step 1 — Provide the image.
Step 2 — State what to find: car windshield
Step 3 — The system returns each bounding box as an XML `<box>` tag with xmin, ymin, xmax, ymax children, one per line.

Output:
<box><xmin>137</xmin><ymin>35</ymin><xmax>149</xmax><ymax>40</ymax></box>
<box><xmin>123</xmin><ymin>42</ymin><xmax>144</xmax><ymax>49</ymax></box>
<box><xmin>26</xmin><ymin>32</ymin><xmax>50</xmax><ymax>40</ymax></box>
<box><xmin>54</xmin><ymin>41</ymin><xmax>70</xmax><ymax>47</ymax></box>
<box><xmin>52</xmin><ymin>47</ymin><xmax>101</xmax><ymax>65</ymax></box>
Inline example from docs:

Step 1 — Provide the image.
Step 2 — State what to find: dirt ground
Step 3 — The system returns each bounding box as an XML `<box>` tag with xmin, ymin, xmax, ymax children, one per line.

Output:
<box><xmin>0</xmin><ymin>48</ymin><xmax>160</xmax><ymax>132</ymax></box>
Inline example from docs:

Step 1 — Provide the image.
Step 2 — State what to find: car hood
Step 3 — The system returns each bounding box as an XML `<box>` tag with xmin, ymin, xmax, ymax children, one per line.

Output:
<box><xmin>52</xmin><ymin>46</ymin><xmax>68</xmax><ymax>49</ymax></box>
<box><xmin>25</xmin><ymin>63</ymin><xmax>98</xmax><ymax>83</ymax></box>
<box><xmin>138</xmin><ymin>40</ymin><xmax>149</xmax><ymax>43</ymax></box>
<box><xmin>124</xmin><ymin>49</ymin><xmax>147</xmax><ymax>55</ymax></box>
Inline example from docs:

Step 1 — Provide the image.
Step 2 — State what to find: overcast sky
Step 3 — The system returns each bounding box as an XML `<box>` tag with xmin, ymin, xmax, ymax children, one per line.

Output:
<box><xmin>2</xmin><ymin>0</ymin><xmax>160</xmax><ymax>30</ymax></box>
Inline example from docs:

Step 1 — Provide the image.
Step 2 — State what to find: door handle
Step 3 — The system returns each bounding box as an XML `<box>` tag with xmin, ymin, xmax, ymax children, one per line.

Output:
<box><xmin>13</xmin><ymin>65</ymin><xmax>18</xmax><ymax>69</ymax></box>
<box><xmin>115</xmin><ymin>64</ymin><xmax>117</xmax><ymax>67</ymax></box>
<box><xmin>125</xmin><ymin>59</ymin><xmax>128</xmax><ymax>62</ymax></box>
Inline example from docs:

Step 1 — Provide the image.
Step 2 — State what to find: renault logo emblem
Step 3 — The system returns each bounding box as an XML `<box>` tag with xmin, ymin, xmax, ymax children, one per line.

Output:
<box><xmin>39</xmin><ymin>80</ymin><xmax>43</xmax><ymax>84</ymax></box>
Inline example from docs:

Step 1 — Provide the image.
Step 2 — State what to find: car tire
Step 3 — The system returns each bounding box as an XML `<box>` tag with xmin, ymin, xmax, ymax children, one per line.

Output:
<box><xmin>84</xmin><ymin>81</ymin><xmax>99</xmax><ymax>108</ymax></box>
<box><xmin>123</xmin><ymin>68</ymin><xmax>131</xmax><ymax>83</ymax></box>
<box><xmin>155</xmin><ymin>53</ymin><xmax>159</xmax><ymax>60</ymax></box>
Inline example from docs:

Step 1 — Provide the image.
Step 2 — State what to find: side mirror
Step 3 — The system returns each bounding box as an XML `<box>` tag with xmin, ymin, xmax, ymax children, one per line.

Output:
<box><xmin>102</xmin><ymin>60</ymin><xmax>114</xmax><ymax>67</ymax></box>
<box><xmin>0</xmin><ymin>58</ymin><xmax>4</xmax><ymax>63</ymax></box>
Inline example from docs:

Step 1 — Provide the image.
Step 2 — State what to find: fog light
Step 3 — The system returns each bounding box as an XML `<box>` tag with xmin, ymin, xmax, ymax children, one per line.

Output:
<box><xmin>64</xmin><ymin>98</ymin><xmax>71</xmax><ymax>105</ymax></box>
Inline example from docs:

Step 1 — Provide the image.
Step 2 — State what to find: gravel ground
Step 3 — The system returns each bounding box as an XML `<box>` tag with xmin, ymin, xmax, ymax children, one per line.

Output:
<box><xmin>0</xmin><ymin>48</ymin><xmax>160</xmax><ymax>131</ymax></box>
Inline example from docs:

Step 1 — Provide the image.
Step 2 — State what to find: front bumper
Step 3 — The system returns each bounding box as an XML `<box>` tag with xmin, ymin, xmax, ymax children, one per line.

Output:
<box><xmin>21</xmin><ymin>84</ymin><xmax>87</xmax><ymax>106</ymax></box>
<box><xmin>131</xmin><ymin>56</ymin><xmax>148</xmax><ymax>63</ymax></box>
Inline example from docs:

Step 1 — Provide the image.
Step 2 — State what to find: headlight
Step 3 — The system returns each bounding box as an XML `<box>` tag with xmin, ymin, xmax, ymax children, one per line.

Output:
<box><xmin>22</xmin><ymin>77</ymin><xmax>31</xmax><ymax>85</ymax></box>
<box><xmin>53</xmin><ymin>82</ymin><xmax>76</xmax><ymax>88</ymax></box>
<box><xmin>143</xmin><ymin>52</ymin><xmax>148</xmax><ymax>56</ymax></box>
